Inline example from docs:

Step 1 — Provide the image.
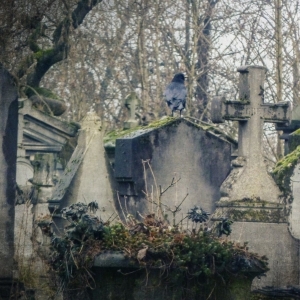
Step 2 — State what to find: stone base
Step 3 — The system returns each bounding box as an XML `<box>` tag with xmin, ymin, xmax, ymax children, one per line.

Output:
<box><xmin>213</xmin><ymin>201</ymin><xmax>287</xmax><ymax>223</ymax></box>
<box><xmin>228</xmin><ymin>222</ymin><xmax>298</xmax><ymax>290</ymax></box>
<box><xmin>88</xmin><ymin>267</ymin><xmax>254</xmax><ymax>300</ymax></box>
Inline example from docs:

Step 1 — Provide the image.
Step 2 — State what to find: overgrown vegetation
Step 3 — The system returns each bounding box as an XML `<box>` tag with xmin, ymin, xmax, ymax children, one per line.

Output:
<box><xmin>36</xmin><ymin>202</ymin><xmax>269</xmax><ymax>295</ymax></box>
<box><xmin>273</xmin><ymin>145</ymin><xmax>300</xmax><ymax>199</ymax></box>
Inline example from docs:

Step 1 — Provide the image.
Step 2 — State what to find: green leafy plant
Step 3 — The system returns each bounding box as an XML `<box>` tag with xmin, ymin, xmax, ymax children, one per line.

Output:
<box><xmin>39</xmin><ymin>202</ymin><xmax>269</xmax><ymax>294</ymax></box>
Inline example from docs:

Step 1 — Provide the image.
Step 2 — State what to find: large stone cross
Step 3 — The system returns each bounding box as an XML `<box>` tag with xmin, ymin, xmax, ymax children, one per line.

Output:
<box><xmin>211</xmin><ymin>65</ymin><xmax>291</xmax><ymax>203</ymax></box>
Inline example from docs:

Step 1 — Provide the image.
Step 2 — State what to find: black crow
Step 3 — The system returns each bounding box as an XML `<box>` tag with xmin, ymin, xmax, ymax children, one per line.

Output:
<box><xmin>164</xmin><ymin>73</ymin><xmax>187</xmax><ymax>117</ymax></box>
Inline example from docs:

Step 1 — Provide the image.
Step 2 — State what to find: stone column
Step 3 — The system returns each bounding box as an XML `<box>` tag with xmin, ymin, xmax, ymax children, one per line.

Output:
<box><xmin>0</xmin><ymin>66</ymin><xmax>18</xmax><ymax>298</ymax></box>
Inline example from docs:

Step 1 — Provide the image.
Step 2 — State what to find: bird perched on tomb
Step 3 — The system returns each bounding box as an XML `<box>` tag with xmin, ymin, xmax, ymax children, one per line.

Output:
<box><xmin>164</xmin><ymin>73</ymin><xmax>187</xmax><ymax>117</ymax></box>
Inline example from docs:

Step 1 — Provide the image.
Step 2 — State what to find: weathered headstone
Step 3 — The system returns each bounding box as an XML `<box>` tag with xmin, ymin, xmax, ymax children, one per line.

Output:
<box><xmin>211</xmin><ymin>65</ymin><xmax>297</xmax><ymax>291</ymax></box>
<box><xmin>113</xmin><ymin>118</ymin><xmax>234</xmax><ymax>224</ymax></box>
<box><xmin>0</xmin><ymin>66</ymin><xmax>18</xmax><ymax>297</ymax></box>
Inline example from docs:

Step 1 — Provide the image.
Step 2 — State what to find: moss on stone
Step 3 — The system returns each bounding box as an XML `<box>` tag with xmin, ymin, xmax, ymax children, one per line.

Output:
<box><xmin>217</xmin><ymin>199</ymin><xmax>280</xmax><ymax>208</ymax></box>
<box><xmin>104</xmin><ymin>117</ymin><xmax>237</xmax><ymax>147</ymax></box>
<box><xmin>291</xmin><ymin>128</ymin><xmax>300</xmax><ymax>136</ymax></box>
<box><xmin>104</xmin><ymin>117</ymin><xmax>177</xmax><ymax>145</ymax></box>
<box><xmin>226</xmin><ymin>208</ymin><xmax>285</xmax><ymax>223</ymax></box>
<box><xmin>273</xmin><ymin>145</ymin><xmax>300</xmax><ymax>196</ymax></box>
<box><xmin>33</xmin><ymin>48</ymin><xmax>54</xmax><ymax>60</ymax></box>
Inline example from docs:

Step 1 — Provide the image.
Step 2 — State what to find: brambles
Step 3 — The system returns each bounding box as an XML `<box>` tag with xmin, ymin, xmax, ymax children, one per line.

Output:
<box><xmin>40</xmin><ymin>202</ymin><xmax>269</xmax><ymax>294</ymax></box>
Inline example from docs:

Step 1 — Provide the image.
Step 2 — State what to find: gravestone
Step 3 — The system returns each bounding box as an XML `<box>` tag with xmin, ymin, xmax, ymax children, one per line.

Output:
<box><xmin>50</xmin><ymin>112</ymin><xmax>116</xmax><ymax>223</ymax></box>
<box><xmin>211</xmin><ymin>65</ymin><xmax>297</xmax><ymax>291</ymax></box>
<box><xmin>211</xmin><ymin>65</ymin><xmax>290</xmax><ymax>203</ymax></box>
<box><xmin>113</xmin><ymin>118</ymin><xmax>234</xmax><ymax>224</ymax></box>
<box><xmin>0</xmin><ymin>66</ymin><xmax>18</xmax><ymax>298</ymax></box>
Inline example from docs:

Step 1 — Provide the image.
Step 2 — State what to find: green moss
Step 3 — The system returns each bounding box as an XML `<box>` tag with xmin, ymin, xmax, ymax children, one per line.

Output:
<box><xmin>227</xmin><ymin>208</ymin><xmax>285</xmax><ymax>223</ymax></box>
<box><xmin>291</xmin><ymin>128</ymin><xmax>300</xmax><ymax>136</ymax></box>
<box><xmin>104</xmin><ymin>117</ymin><xmax>237</xmax><ymax>147</ymax></box>
<box><xmin>104</xmin><ymin>117</ymin><xmax>177</xmax><ymax>145</ymax></box>
<box><xmin>217</xmin><ymin>199</ymin><xmax>276</xmax><ymax>207</ymax></box>
<box><xmin>273</xmin><ymin>145</ymin><xmax>300</xmax><ymax>196</ymax></box>
<box><xmin>33</xmin><ymin>48</ymin><xmax>54</xmax><ymax>60</ymax></box>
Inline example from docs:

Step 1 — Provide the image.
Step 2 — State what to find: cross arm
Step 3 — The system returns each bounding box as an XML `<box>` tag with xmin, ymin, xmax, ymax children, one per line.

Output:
<box><xmin>261</xmin><ymin>102</ymin><xmax>291</xmax><ymax>124</ymax></box>
<box><xmin>211</xmin><ymin>96</ymin><xmax>250</xmax><ymax>123</ymax></box>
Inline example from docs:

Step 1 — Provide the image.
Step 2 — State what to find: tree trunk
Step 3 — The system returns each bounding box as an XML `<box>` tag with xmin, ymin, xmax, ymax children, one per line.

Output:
<box><xmin>275</xmin><ymin>0</ymin><xmax>284</xmax><ymax>159</ymax></box>
<box><xmin>195</xmin><ymin>0</ymin><xmax>219</xmax><ymax>121</ymax></box>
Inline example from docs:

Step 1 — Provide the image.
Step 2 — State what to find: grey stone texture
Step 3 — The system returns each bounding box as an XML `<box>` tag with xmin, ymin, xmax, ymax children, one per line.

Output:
<box><xmin>0</xmin><ymin>66</ymin><xmax>18</xmax><ymax>284</ymax></box>
<box><xmin>229</xmin><ymin>222</ymin><xmax>299</xmax><ymax>289</ymax></box>
<box><xmin>211</xmin><ymin>65</ymin><xmax>296</xmax><ymax>293</ymax></box>
<box><xmin>290</xmin><ymin>164</ymin><xmax>300</xmax><ymax>239</ymax></box>
<box><xmin>211</xmin><ymin>65</ymin><xmax>290</xmax><ymax>203</ymax></box>
<box><xmin>51</xmin><ymin>112</ymin><xmax>116</xmax><ymax>222</ymax></box>
<box><xmin>113</xmin><ymin>118</ymin><xmax>233</xmax><ymax>223</ymax></box>
<box><xmin>18</xmin><ymin>98</ymin><xmax>78</xmax><ymax>155</ymax></box>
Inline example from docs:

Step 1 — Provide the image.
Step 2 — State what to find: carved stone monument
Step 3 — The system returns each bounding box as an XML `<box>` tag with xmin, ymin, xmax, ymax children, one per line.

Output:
<box><xmin>211</xmin><ymin>65</ymin><xmax>297</xmax><ymax>290</ymax></box>
<box><xmin>0</xmin><ymin>66</ymin><xmax>18</xmax><ymax>298</ymax></box>
<box><xmin>211</xmin><ymin>65</ymin><xmax>290</xmax><ymax>203</ymax></box>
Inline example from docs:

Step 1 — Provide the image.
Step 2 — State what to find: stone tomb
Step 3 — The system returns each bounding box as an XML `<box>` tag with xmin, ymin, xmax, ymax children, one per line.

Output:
<box><xmin>211</xmin><ymin>65</ymin><xmax>297</xmax><ymax>291</ymax></box>
<box><xmin>113</xmin><ymin>117</ymin><xmax>235</xmax><ymax>224</ymax></box>
<box><xmin>13</xmin><ymin>97</ymin><xmax>80</xmax><ymax>298</ymax></box>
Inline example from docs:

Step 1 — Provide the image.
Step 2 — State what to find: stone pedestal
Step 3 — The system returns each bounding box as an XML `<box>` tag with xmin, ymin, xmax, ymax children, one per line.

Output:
<box><xmin>230</xmin><ymin>222</ymin><xmax>298</xmax><ymax>290</ymax></box>
<box><xmin>89</xmin><ymin>252</ymin><xmax>257</xmax><ymax>300</ymax></box>
<box><xmin>211</xmin><ymin>65</ymin><xmax>296</xmax><ymax>292</ymax></box>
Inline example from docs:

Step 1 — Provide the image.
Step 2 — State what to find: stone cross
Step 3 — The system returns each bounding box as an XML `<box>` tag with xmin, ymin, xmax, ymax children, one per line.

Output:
<box><xmin>124</xmin><ymin>92</ymin><xmax>139</xmax><ymax>129</ymax></box>
<box><xmin>211</xmin><ymin>65</ymin><xmax>291</xmax><ymax>203</ymax></box>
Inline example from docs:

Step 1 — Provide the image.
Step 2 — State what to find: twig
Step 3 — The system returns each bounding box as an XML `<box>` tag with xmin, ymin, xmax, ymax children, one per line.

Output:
<box><xmin>116</xmin><ymin>191</ymin><xmax>127</xmax><ymax>223</ymax></box>
<box><xmin>160</xmin><ymin>177</ymin><xmax>181</xmax><ymax>196</ymax></box>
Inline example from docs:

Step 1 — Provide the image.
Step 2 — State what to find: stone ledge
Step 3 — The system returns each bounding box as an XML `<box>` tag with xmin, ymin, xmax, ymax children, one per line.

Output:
<box><xmin>212</xmin><ymin>203</ymin><xmax>287</xmax><ymax>223</ymax></box>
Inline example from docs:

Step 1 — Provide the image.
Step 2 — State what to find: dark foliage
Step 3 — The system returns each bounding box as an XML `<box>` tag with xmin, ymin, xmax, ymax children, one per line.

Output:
<box><xmin>40</xmin><ymin>203</ymin><xmax>269</xmax><ymax>294</ymax></box>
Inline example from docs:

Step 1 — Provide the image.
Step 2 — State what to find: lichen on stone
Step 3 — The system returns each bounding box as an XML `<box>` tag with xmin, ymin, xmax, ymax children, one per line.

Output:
<box><xmin>104</xmin><ymin>117</ymin><xmax>177</xmax><ymax>146</ymax></box>
<box><xmin>104</xmin><ymin>116</ymin><xmax>237</xmax><ymax>148</ymax></box>
<box><xmin>273</xmin><ymin>145</ymin><xmax>300</xmax><ymax>197</ymax></box>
